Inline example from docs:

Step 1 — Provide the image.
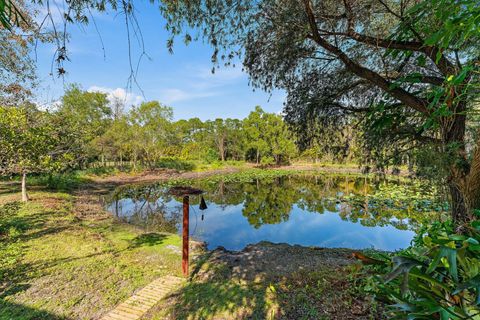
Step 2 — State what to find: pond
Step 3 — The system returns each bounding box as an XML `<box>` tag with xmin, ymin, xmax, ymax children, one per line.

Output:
<box><xmin>106</xmin><ymin>172</ymin><xmax>446</xmax><ymax>251</ymax></box>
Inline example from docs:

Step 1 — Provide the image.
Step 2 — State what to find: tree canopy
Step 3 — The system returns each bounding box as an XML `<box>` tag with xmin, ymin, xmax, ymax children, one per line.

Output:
<box><xmin>159</xmin><ymin>0</ymin><xmax>480</xmax><ymax>226</ymax></box>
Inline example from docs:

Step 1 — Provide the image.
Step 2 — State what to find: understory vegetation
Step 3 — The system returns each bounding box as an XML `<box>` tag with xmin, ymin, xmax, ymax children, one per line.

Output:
<box><xmin>363</xmin><ymin>221</ymin><xmax>480</xmax><ymax>319</ymax></box>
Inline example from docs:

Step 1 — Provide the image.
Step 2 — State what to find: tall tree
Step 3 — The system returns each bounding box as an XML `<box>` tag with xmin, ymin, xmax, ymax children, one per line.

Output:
<box><xmin>56</xmin><ymin>85</ymin><xmax>111</xmax><ymax>167</ymax></box>
<box><xmin>160</xmin><ymin>0</ymin><xmax>480</xmax><ymax>226</ymax></box>
<box><xmin>244</xmin><ymin>106</ymin><xmax>296</xmax><ymax>165</ymax></box>
<box><xmin>244</xmin><ymin>106</ymin><xmax>270</xmax><ymax>164</ymax></box>
<box><xmin>129</xmin><ymin>101</ymin><xmax>173</xmax><ymax>167</ymax></box>
<box><xmin>207</xmin><ymin>119</ymin><xmax>229</xmax><ymax>161</ymax></box>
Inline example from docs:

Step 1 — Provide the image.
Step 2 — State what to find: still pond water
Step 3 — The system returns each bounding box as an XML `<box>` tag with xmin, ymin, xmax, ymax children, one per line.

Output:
<box><xmin>106</xmin><ymin>173</ymin><xmax>443</xmax><ymax>251</ymax></box>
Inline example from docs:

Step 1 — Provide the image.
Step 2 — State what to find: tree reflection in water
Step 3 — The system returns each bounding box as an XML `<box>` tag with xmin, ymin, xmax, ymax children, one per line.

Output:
<box><xmin>108</xmin><ymin>173</ymin><xmax>446</xmax><ymax>235</ymax></box>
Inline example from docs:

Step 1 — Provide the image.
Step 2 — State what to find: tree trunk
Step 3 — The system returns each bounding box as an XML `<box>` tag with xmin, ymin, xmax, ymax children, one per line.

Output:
<box><xmin>21</xmin><ymin>172</ymin><xmax>29</xmax><ymax>202</ymax></box>
<box><xmin>256</xmin><ymin>149</ymin><xmax>260</xmax><ymax>164</ymax></box>
<box><xmin>218</xmin><ymin>137</ymin><xmax>225</xmax><ymax>161</ymax></box>
<box><xmin>220</xmin><ymin>146</ymin><xmax>225</xmax><ymax>161</ymax></box>
<box><xmin>465</xmin><ymin>136</ymin><xmax>480</xmax><ymax>216</ymax></box>
<box><xmin>442</xmin><ymin>103</ymin><xmax>477</xmax><ymax>228</ymax></box>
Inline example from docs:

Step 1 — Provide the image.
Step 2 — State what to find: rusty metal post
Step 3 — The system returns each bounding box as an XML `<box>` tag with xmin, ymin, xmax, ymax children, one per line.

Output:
<box><xmin>182</xmin><ymin>195</ymin><xmax>189</xmax><ymax>277</ymax></box>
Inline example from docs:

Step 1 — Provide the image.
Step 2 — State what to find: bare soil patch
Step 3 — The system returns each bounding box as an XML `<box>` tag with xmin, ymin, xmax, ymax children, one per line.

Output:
<box><xmin>144</xmin><ymin>242</ymin><xmax>383</xmax><ymax>319</ymax></box>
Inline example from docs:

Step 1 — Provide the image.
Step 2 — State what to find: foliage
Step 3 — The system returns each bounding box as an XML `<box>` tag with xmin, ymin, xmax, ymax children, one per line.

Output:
<box><xmin>0</xmin><ymin>0</ymin><xmax>40</xmax><ymax>106</ymax></box>
<box><xmin>86</xmin><ymin>102</ymin><xmax>299</xmax><ymax>168</ymax></box>
<box><xmin>243</xmin><ymin>106</ymin><xmax>297</xmax><ymax>165</ymax></box>
<box><xmin>28</xmin><ymin>172</ymin><xmax>89</xmax><ymax>191</ymax></box>
<box><xmin>0</xmin><ymin>105</ymin><xmax>73</xmax><ymax>176</ymax></box>
<box><xmin>364</xmin><ymin>221</ymin><xmax>480</xmax><ymax>319</ymax></box>
<box><xmin>154</xmin><ymin>157</ymin><xmax>196</xmax><ymax>171</ymax></box>
<box><xmin>56</xmin><ymin>84</ymin><xmax>112</xmax><ymax>166</ymax></box>
<box><xmin>159</xmin><ymin>0</ymin><xmax>480</xmax><ymax>224</ymax></box>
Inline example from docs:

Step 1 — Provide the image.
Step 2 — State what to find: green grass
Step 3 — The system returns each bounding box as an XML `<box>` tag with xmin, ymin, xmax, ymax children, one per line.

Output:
<box><xmin>0</xmin><ymin>189</ymin><xmax>183</xmax><ymax>320</ymax></box>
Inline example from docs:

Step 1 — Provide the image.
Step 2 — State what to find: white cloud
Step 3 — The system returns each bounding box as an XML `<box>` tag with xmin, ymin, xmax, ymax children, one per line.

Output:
<box><xmin>88</xmin><ymin>86</ymin><xmax>144</xmax><ymax>108</ymax></box>
<box><xmin>154</xmin><ymin>65</ymin><xmax>246</xmax><ymax>104</ymax></box>
<box><xmin>158</xmin><ymin>88</ymin><xmax>218</xmax><ymax>104</ymax></box>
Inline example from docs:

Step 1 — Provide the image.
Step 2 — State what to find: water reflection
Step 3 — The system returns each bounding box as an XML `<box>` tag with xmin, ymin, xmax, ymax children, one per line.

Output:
<box><xmin>107</xmin><ymin>174</ymin><xmax>443</xmax><ymax>251</ymax></box>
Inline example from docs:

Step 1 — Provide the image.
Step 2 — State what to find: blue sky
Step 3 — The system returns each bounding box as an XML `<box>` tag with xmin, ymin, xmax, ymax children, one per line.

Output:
<box><xmin>34</xmin><ymin>2</ymin><xmax>285</xmax><ymax>120</ymax></box>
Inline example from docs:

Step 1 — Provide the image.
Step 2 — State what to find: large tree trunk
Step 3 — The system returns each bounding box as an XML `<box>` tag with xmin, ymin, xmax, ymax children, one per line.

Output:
<box><xmin>21</xmin><ymin>171</ymin><xmax>29</xmax><ymax>202</ymax></box>
<box><xmin>464</xmin><ymin>137</ymin><xmax>480</xmax><ymax>216</ymax></box>
<box><xmin>448</xmin><ymin>182</ymin><xmax>470</xmax><ymax>225</ymax></box>
<box><xmin>442</xmin><ymin>103</ymin><xmax>478</xmax><ymax>228</ymax></box>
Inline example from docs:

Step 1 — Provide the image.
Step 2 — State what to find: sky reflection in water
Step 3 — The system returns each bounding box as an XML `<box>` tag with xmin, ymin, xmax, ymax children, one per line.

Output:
<box><xmin>107</xmin><ymin>174</ymin><xmax>420</xmax><ymax>251</ymax></box>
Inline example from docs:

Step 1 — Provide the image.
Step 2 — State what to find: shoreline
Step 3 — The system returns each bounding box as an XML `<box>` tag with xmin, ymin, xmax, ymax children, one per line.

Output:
<box><xmin>75</xmin><ymin>164</ymin><xmax>405</xmax><ymax>250</ymax></box>
<box><xmin>79</xmin><ymin>162</ymin><xmax>405</xmax><ymax>192</ymax></box>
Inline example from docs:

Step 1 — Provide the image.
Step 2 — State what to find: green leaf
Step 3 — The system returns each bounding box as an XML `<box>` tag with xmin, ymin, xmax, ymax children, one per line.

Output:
<box><xmin>426</xmin><ymin>247</ymin><xmax>458</xmax><ymax>282</ymax></box>
<box><xmin>425</xmin><ymin>31</ymin><xmax>443</xmax><ymax>45</ymax></box>
<box><xmin>452</xmin><ymin>67</ymin><xmax>471</xmax><ymax>85</ymax></box>
<box><xmin>385</xmin><ymin>256</ymin><xmax>422</xmax><ymax>283</ymax></box>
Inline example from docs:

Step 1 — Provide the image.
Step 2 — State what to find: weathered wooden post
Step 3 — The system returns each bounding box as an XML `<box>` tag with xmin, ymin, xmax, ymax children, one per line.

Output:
<box><xmin>168</xmin><ymin>186</ymin><xmax>206</xmax><ymax>277</ymax></box>
<box><xmin>182</xmin><ymin>195</ymin><xmax>189</xmax><ymax>276</ymax></box>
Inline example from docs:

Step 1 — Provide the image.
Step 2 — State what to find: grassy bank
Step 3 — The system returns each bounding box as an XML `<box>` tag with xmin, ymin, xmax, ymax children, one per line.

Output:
<box><xmin>0</xmin><ymin>188</ymin><xmax>183</xmax><ymax>319</ymax></box>
<box><xmin>0</xmin><ymin>166</ymin><xmax>394</xmax><ymax>320</ymax></box>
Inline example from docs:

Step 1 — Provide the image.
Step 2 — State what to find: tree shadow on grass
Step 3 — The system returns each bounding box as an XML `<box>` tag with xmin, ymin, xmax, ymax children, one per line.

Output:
<box><xmin>0</xmin><ymin>299</ymin><xmax>69</xmax><ymax>320</ymax></box>
<box><xmin>128</xmin><ymin>232</ymin><xmax>169</xmax><ymax>249</ymax></box>
<box><xmin>166</xmin><ymin>280</ymin><xmax>272</xmax><ymax>320</ymax></box>
<box><xmin>1</xmin><ymin>230</ymin><xmax>170</xmax><ymax>300</ymax></box>
<box><xmin>0</xmin><ymin>203</ymin><xmax>62</xmax><ymax>240</ymax></box>
<box><xmin>150</xmin><ymin>251</ymin><xmax>277</xmax><ymax>320</ymax></box>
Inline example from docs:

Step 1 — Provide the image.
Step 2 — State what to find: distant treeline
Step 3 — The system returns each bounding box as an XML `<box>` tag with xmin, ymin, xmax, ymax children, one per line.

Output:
<box><xmin>1</xmin><ymin>85</ymin><xmax>296</xmax><ymax>177</ymax></box>
<box><xmin>62</xmin><ymin>85</ymin><xmax>299</xmax><ymax>168</ymax></box>
<box><xmin>2</xmin><ymin>84</ymin><xmax>413</xmax><ymax>183</ymax></box>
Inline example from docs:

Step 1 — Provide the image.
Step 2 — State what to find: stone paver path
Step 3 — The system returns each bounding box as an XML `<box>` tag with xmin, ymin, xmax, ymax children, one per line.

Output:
<box><xmin>101</xmin><ymin>275</ymin><xmax>184</xmax><ymax>320</ymax></box>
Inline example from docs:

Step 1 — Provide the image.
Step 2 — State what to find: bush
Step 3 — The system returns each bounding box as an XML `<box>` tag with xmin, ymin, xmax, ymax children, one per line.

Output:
<box><xmin>82</xmin><ymin>166</ymin><xmax>120</xmax><ymax>176</ymax></box>
<box><xmin>154</xmin><ymin>157</ymin><xmax>196</xmax><ymax>171</ymax></box>
<box><xmin>260</xmin><ymin>156</ymin><xmax>275</xmax><ymax>167</ymax></box>
<box><xmin>29</xmin><ymin>172</ymin><xmax>87</xmax><ymax>191</ymax></box>
<box><xmin>364</xmin><ymin>221</ymin><xmax>480</xmax><ymax>319</ymax></box>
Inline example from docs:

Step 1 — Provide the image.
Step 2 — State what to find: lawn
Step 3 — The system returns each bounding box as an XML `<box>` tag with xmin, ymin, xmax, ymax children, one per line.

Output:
<box><xmin>0</xmin><ymin>187</ymin><xmax>183</xmax><ymax>320</ymax></box>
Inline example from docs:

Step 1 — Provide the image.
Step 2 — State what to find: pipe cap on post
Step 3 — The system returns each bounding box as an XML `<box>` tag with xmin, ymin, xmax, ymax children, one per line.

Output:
<box><xmin>168</xmin><ymin>186</ymin><xmax>204</xmax><ymax>196</ymax></box>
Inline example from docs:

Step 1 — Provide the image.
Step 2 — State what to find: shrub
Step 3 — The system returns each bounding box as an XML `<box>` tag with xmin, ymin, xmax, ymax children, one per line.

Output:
<box><xmin>364</xmin><ymin>221</ymin><xmax>480</xmax><ymax>319</ymax></box>
<box><xmin>260</xmin><ymin>156</ymin><xmax>275</xmax><ymax>167</ymax></box>
<box><xmin>29</xmin><ymin>172</ymin><xmax>87</xmax><ymax>191</ymax></box>
<box><xmin>154</xmin><ymin>157</ymin><xmax>196</xmax><ymax>171</ymax></box>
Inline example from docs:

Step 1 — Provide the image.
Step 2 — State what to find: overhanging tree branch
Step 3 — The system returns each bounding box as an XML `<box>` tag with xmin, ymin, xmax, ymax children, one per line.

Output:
<box><xmin>302</xmin><ymin>0</ymin><xmax>430</xmax><ymax>115</ymax></box>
